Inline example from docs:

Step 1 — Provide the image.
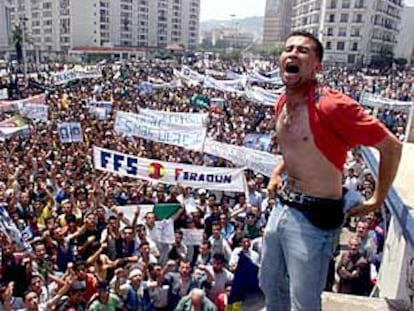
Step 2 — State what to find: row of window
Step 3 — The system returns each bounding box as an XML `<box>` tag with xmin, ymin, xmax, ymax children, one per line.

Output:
<box><xmin>325</xmin><ymin>40</ymin><xmax>359</xmax><ymax>51</ymax></box>
<box><xmin>326</xmin><ymin>26</ymin><xmax>361</xmax><ymax>37</ymax></box>
<box><xmin>327</xmin><ymin>12</ymin><xmax>363</xmax><ymax>23</ymax></box>
<box><xmin>328</xmin><ymin>0</ymin><xmax>365</xmax><ymax>9</ymax></box>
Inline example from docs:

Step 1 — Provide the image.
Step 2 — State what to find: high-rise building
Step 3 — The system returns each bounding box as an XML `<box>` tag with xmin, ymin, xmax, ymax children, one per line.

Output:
<box><xmin>8</xmin><ymin>0</ymin><xmax>200</xmax><ymax>59</ymax></box>
<box><xmin>0</xmin><ymin>0</ymin><xmax>12</xmax><ymax>54</ymax></box>
<box><xmin>394</xmin><ymin>6</ymin><xmax>414</xmax><ymax>61</ymax></box>
<box><xmin>263</xmin><ymin>0</ymin><xmax>293</xmax><ymax>46</ymax></box>
<box><xmin>291</xmin><ymin>0</ymin><xmax>403</xmax><ymax>65</ymax></box>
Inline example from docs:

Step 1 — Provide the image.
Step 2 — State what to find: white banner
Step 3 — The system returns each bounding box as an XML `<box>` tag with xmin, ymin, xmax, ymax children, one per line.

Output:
<box><xmin>93</xmin><ymin>146</ymin><xmax>247</xmax><ymax>192</ymax></box>
<box><xmin>114</xmin><ymin>111</ymin><xmax>207</xmax><ymax>151</ymax></box>
<box><xmin>203</xmin><ymin>76</ymin><xmax>245</xmax><ymax>96</ymax></box>
<box><xmin>226</xmin><ymin>70</ymin><xmax>244</xmax><ymax>80</ymax></box>
<box><xmin>182</xmin><ymin>229</ymin><xmax>204</xmax><ymax>245</ymax></box>
<box><xmin>180</xmin><ymin>65</ymin><xmax>205</xmax><ymax>82</ymax></box>
<box><xmin>204</xmin><ymin>138</ymin><xmax>281</xmax><ymax>177</ymax></box>
<box><xmin>19</xmin><ymin>104</ymin><xmax>48</xmax><ymax>122</ymax></box>
<box><xmin>0</xmin><ymin>94</ymin><xmax>46</xmax><ymax>113</ymax></box>
<box><xmin>244</xmin><ymin>86</ymin><xmax>279</xmax><ymax>106</ymax></box>
<box><xmin>247</xmin><ymin>70</ymin><xmax>282</xmax><ymax>84</ymax></box>
<box><xmin>58</xmin><ymin>122</ymin><xmax>83</xmax><ymax>143</ymax></box>
<box><xmin>205</xmin><ymin>69</ymin><xmax>226</xmax><ymax>77</ymax></box>
<box><xmin>151</xmin><ymin>79</ymin><xmax>182</xmax><ymax>90</ymax></box>
<box><xmin>0</xmin><ymin>88</ymin><xmax>8</xmax><ymax>100</ymax></box>
<box><xmin>52</xmin><ymin>69</ymin><xmax>102</xmax><ymax>85</ymax></box>
<box><xmin>139</xmin><ymin>108</ymin><xmax>208</xmax><ymax>127</ymax></box>
<box><xmin>360</xmin><ymin>92</ymin><xmax>412</xmax><ymax>112</ymax></box>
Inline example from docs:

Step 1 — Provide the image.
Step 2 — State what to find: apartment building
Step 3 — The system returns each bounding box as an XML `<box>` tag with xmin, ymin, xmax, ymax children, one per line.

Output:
<box><xmin>394</xmin><ymin>6</ymin><xmax>414</xmax><ymax>61</ymax></box>
<box><xmin>291</xmin><ymin>0</ymin><xmax>403</xmax><ymax>65</ymax></box>
<box><xmin>8</xmin><ymin>0</ymin><xmax>200</xmax><ymax>59</ymax></box>
<box><xmin>0</xmin><ymin>0</ymin><xmax>12</xmax><ymax>54</ymax></box>
<box><xmin>263</xmin><ymin>0</ymin><xmax>293</xmax><ymax>46</ymax></box>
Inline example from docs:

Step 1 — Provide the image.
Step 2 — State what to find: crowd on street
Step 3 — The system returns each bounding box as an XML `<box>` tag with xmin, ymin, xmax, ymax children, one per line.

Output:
<box><xmin>0</xmin><ymin>58</ymin><xmax>411</xmax><ymax>311</ymax></box>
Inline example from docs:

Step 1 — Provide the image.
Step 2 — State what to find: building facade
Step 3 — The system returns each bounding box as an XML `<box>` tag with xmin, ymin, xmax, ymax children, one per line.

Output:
<box><xmin>394</xmin><ymin>6</ymin><xmax>414</xmax><ymax>61</ymax></box>
<box><xmin>291</xmin><ymin>0</ymin><xmax>403</xmax><ymax>65</ymax></box>
<box><xmin>0</xmin><ymin>0</ymin><xmax>12</xmax><ymax>54</ymax></box>
<box><xmin>8</xmin><ymin>0</ymin><xmax>200</xmax><ymax>59</ymax></box>
<box><xmin>262</xmin><ymin>0</ymin><xmax>293</xmax><ymax>46</ymax></box>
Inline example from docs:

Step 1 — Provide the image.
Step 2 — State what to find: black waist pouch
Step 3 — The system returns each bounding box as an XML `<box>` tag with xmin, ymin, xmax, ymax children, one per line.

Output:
<box><xmin>281</xmin><ymin>197</ymin><xmax>344</xmax><ymax>230</ymax></box>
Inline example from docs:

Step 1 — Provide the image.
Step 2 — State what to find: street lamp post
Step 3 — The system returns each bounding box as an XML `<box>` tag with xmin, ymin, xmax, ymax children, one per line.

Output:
<box><xmin>19</xmin><ymin>16</ymin><xmax>28</xmax><ymax>82</ymax></box>
<box><xmin>230</xmin><ymin>14</ymin><xmax>236</xmax><ymax>51</ymax></box>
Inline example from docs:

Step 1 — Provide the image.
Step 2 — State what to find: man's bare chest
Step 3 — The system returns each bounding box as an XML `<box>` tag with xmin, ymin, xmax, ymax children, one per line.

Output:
<box><xmin>276</xmin><ymin>104</ymin><xmax>312</xmax><ymax>145</ymax></box>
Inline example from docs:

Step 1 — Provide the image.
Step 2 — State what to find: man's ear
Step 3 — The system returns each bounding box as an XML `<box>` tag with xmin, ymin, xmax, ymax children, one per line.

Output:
<box><xmin>315</xmin><ymin>61</ymin><xmax>322</xmax><ymax>73</ymax></box>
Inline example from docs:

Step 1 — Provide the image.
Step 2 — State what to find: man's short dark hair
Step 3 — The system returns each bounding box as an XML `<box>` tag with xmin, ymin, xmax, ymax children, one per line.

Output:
<box><xmin>212</xmin><ymin>253</ymin><xmax>226</xmax><ymax>264</ymax></box>
<box><xmin>139</xmin><ymin>241</ymin><xmax>150</xmax><ymax>248</ymax></box>
<box><xmin>201</xmin><ymin>240</ymin><xmax>211</xmax><ymax>249</ymax></box>
<box><xmin>286</xmin><ymin>31</ymin><xmax>324</xmax><ymax>62</ymax></box>
<box><xmin>74</xmin><ymin>260</ymin><xmax>87</xmax><ymax>271</ymax></box>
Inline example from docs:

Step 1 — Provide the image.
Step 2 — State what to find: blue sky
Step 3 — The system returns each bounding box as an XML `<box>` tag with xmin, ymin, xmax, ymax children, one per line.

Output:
<box><xmin>200</xmin><ymin>0</ymin><xmax>414</xmax><ymax>21</ymax></box>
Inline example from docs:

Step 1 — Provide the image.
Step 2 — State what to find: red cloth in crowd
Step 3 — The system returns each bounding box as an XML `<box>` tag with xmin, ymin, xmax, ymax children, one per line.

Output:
<box><xmin>215</xmin><ymin>293</ymin><xmax>227</xmax><ymax>311</ymax></box>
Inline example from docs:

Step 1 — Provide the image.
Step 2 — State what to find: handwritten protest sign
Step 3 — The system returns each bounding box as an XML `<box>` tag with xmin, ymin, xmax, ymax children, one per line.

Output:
<box><xmin>182</xmin><ymin>229</ymin><xmax>204</xmax><ymax>245</ymax></box>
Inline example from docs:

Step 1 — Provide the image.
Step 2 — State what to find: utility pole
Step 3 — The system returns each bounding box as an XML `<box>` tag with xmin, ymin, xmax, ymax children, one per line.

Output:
<box><xmin>230</xmin><ymin>14</ymin><xmax>236</xmax><ymax>51</ymax></box>
<box><xmin>19</xmin><ymin>16</ymin><xmax>28</xmax><ymax>82</ymax></box>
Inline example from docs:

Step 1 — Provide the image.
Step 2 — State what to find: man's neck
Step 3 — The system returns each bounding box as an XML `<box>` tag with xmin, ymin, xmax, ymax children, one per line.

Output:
<box><xmin>285</xmin><ymin>81</ymin><xmax>316</xmax><ymax>102</ymax></box>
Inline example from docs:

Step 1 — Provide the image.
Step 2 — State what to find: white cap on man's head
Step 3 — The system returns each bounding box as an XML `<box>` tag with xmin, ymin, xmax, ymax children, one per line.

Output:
<box><xmin>129</xmin><ymin>268</ymin><xmax>143</xmax><ymax>279</ymax></box>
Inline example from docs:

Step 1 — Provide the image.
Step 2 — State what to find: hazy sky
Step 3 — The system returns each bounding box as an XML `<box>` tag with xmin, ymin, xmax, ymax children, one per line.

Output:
<box><xmin>200</xmin><ymin>0</ymin><xmax>414</xmax><ymax>21</ymax></box>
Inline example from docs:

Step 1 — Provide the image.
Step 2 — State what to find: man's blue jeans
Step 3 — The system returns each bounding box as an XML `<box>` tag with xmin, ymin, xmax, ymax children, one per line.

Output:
<box><xmin>259</xmin><ymin>200</ymin><xmax>341</xmax><ymax>311</ymax></box>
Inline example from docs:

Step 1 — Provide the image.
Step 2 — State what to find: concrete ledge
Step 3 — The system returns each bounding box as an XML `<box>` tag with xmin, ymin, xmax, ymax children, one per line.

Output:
<box><xmin>321</xmin><ymin>292</ymin><xmax>410</xmax><ymax>311</ymax></box>
<box><xmin>241</xmin><ymin>292</ymin><xmax>410</xmax><ymax>311</ymax></box>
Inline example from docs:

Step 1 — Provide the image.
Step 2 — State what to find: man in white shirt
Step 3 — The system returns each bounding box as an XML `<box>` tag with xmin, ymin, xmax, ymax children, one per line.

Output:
<box><xmin>229</xmin><ymin>237</ymin><xmax>260</xmax><ymax>272</ymax></box>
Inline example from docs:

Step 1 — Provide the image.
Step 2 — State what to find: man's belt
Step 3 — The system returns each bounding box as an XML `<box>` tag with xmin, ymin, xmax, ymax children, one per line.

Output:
<box><xmin>277</xmin><ymin>187</ymin><xmax>344</xmax><ymax>230</ymax></box>
<box><xmin>278</xmin><ymin>187</ymin><xmax>342</xmax><ymax>209</ymax></box>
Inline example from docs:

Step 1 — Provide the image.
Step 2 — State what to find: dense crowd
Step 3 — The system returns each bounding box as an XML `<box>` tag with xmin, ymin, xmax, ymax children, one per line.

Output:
<box><xmin>0</xmin><ymin>59</ymin><xmax>411</xmax><ymax>311</ymax></box>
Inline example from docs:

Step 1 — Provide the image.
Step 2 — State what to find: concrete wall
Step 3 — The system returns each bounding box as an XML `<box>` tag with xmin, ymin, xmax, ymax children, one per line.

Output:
<box><xmin>70</xmin><ymin>0</ymin><xmax>97</xmax><ymax>48</ymax></box>
<box><xmin>0</xmin><ymin>0</ymin><xmax>11</xmax><ymax>51</ymax></box>
<box><xmin>394</xmin><ymin>7</ymin><xmax>414</xmax><ymax>60</ymax></box>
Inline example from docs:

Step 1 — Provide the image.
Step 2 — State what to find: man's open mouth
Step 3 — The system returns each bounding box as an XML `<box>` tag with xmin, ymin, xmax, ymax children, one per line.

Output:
<box><xmin>285</xmin><ymin>64</ymin><xmax>300</xmax><ymax>74</ymax></box>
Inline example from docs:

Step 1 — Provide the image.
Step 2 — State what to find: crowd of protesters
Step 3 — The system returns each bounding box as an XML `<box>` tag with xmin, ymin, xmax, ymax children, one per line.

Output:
<box><xmin>0</xmin><ymin>58</ymin><xmax>411</xmax><ymax>311</ymax></box>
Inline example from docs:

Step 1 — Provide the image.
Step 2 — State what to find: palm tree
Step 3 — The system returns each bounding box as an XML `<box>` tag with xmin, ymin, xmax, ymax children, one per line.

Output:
<box><xmin>12</xmin><ymin>24</ymin><xmax>23</xmax><ymax>63</ymax></box>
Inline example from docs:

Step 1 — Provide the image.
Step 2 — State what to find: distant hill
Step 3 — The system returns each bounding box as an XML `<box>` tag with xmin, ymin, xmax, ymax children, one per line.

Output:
<box><xmin>200</xmin><ymin>16</ymin><xmax>264</xmax><ymax>38</ymax></box>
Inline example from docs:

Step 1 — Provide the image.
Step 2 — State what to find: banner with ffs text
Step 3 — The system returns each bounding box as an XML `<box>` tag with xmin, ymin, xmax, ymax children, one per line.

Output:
<box><xmin>204</xmin><ymin>138</ymin><xmax>281</xmax><ymax>178</ymax></box>
<box><xmin>114</xmin><ymin>111</ymin><xmax>207</xmax><ymax>151</ymax></box>
<box><xmin>93</xmin><ymin>146</ymin><xmax>247</xmax><ymax>192</ymax></box>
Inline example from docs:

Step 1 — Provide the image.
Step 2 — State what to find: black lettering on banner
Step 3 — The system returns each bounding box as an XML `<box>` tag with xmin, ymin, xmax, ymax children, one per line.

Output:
<box><xmin>223</xmin><ymin>175</ymin><xmax>232</xmax><ymax>183</ymax></box>
<box><xmin>189</xmin><ymin>173</ymin><xmax>197</xmax><ymax>181</ymax></box>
